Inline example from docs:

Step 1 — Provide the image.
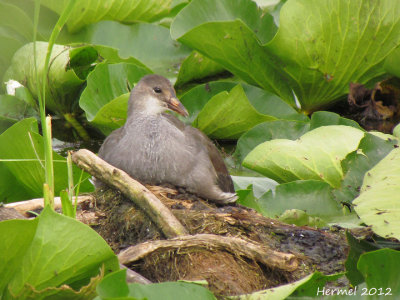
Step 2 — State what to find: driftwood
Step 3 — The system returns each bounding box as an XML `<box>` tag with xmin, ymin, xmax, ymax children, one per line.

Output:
<box><xmin>4</xmin><ymin>195</ymin><xmax>93</xmax><ymax>217</ymax></box>
<box><xmin>72</xmin><ymin>149</ymin><xmax>187</xmax><ymax>238</ymax></box>
<box><xmin>118</xmin><ymin>233</ymin><xmax>298</xmax><ymax>271</ymax></box>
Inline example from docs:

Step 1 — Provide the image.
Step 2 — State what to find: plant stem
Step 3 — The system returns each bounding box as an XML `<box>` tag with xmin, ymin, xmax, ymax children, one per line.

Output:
<box><xmin>64</xmin><ymin>113</ymin><xmax>90</xmax><ymax>141</ymax></box>
<box><xmin>33</xmin><ymin>0</ymin><xmax>78</xmax><ymax>208</ymax></box>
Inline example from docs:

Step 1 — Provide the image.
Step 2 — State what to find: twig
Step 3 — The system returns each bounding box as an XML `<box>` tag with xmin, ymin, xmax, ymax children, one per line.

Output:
<box><xmin>4</xmin><ymin>195</ymin><xmax>93</xmax><ymax>217</ymax></box>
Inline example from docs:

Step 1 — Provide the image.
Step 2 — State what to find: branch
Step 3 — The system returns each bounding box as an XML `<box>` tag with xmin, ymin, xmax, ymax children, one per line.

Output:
<box><xmin>72</xmin><ymin>149</ymin><xmax>188</xmax><ymax>238</ymax></box>
<box><xmin>118</xmin><ymin>233</ymin><xmax>299</xmax><ymax>272</ymax></box>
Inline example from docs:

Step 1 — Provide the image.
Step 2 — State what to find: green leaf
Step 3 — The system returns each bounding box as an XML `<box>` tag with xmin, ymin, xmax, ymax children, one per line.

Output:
<box><xmin>79</xmin><ymin>62</ymin><xmax>150</xmax><ymax>123</ymax></box>
<box><xmin>75</xmin><ymin>21</ymin><xmax>191</xmax><ymax>79</ymax></box>
<box><xmin>172</xmin><ymin>0</ymin><xmax>400</xmax><ymax>112</ymax></box>
<box><xmin>40</xmin><ymin>0</ymin><xmax>172</xmax><ymax>33</ymax></box>
<box><xmin>0</xmin><ymin>1</ymin><xmax>33</xmax><ymax>81</ymax></box>
<box><xmin>0</xmin><ymin>207</ymin><xmax>119</xmax><ymax>299</ymax></box>
<box><xmin>127</xmin><ymin>282</ymin><xmax>216</xmax><ymax>300</ymax></box>
<box><xmin>278</xmin><ymin>209</ymin><xmax>327</xmax><ymax>227</ymax></box>
<box><xmin>393</xmin><ymin>123</ymin><xmax>400</xmax><ymax>138</ymax></box>
<box><xmin>310</xmin><ymin>111</ymin><xmax>363</xmax><ymax>131</ymax></box>
<box><xmin>175</xmin><ymin>51</ymin><xmax>226</xmax><ymax>87</ymax></box>
<box><xmin>358</xmin><ymin>249</ymin><xmax>400</xmax><ymax>295</ymax></box>
<box><xmin>234</xmin><ymin>120</ymin><xmax>310</xmax><ymax>162</ymax></box>
<box><xmin>333</xmin><ymin>133</ymin><xmax>397</xmax><ymax>204</ymax></box>
<box><xmin>238</xmin><ymin>272</ymin><xmax>343</xmax><ymax>299</ymax></box>
<box><xmin>236</xmin><ymin>188</ymin><xmax>266</xmax><ymax>215</ymax></box>
<box><xmin>243</xmin><ymin>125</ymin><xmax>365</xmax><ymax>188</ymax></box>
<box><xmin>96</xmin><ymin>272</ymin><xmax>216</xmax><ymax>300</ymax></box>
<box><xmin>258</xmin><ymin>180</ymin><xmax>345</xmax><ymax>222</ymax></box>
<box><xmin>384</xmin><ymin>47</ymin><xmax>400</xmax><ymax>78</ymax></box>
<box><xmin>0</xmin><ymin>95</ymin><xmax>36</xmax><ymax>134</ymax></box>
<box><xmin>232</xmin><ymin>175</ymin><xmax>277</xmax><ymax>198</ymax></box>
<box><xmin>3</xmin><ymin>42</ymin><xmax>93</xmax><ymax>113</ymax></box>
<box><xmin>96</xmin><ymin>270</ymin><xmax>130</xmax><ymax>299</ymax></box>
<box><xmin>194</xmin><ymin>84</ymin><xmax>277</xmax><ymax>139</ymax></box>
<box><xmin>90</xmin><ymin>94</ymin><xmax>130</xmax><ymax>136</ymax></box>
<box><xmin>0</xmin><ymin>118</ymin><xmax>93</xmax><ymax>203</ymax></box>
<box><xmin>345</xmin><ymin>231</ymin><xmax>380</xmax><ymax>286</ymax></box>
<box><xmin>171</xmin><ymin>0</ymin><xmax>293</xmax><ymax>104</ymax></box>
<box><xmin>180</xmin><ymin>81</ymin><xmax>237</xmax><ymax>124</ymax></box>
<box><xmin>353</xmin><ymin>147</ymin><xmax>400</xmax><ymax>240</ymax></box>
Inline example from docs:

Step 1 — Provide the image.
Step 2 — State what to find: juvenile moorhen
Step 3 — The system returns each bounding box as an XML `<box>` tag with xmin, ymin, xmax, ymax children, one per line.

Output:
<box><xmin>98</xmin><ymin>74</ymin><xmax>237</xmax><ymax>204</ymax></box>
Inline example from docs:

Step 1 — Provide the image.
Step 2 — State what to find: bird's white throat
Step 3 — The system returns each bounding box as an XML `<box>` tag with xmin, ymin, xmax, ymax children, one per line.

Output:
<box><xmin>140</xmin><ymin>95</ymin><xmax>167</xmax><ymax>115</ymax></box>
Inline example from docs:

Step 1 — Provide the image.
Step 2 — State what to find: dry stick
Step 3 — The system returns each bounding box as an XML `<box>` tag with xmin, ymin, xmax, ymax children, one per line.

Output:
<box><xmin>5</xmin><ymin>195</ymin><xmax>93</xmax><ymax>217</ymax></box>
<box><xmin>118</xmin><ymin>233</ymin><xmax>299</xmax><ymax>272</ymax></box>
<box><xmin>72</xmin><ymin>149</ymin><xmax>188</xmax><ymax>238</ymax></box>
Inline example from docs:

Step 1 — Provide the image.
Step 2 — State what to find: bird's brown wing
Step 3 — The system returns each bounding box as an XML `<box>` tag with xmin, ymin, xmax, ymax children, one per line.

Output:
<box><xmin>163</xmin><ymin>113</ymin><xmax>235</xmax><ymax>193</ymax></box>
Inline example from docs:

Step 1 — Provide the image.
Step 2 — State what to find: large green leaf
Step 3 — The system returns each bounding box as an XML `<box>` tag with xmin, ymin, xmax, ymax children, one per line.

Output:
<box><xmin>243</xmin><ymin>125</ymin><xmax>365</xmax><ymax>188</ymax></box>
<box><xmin>0</xmin><ymin>118</ymin><xmax>93</xmax><ymax>203</ymax></box>
<box><xmin>40</xmin><ymin>0</ymin><xmax>172</xmax><ymax>33</ymax></box>
<box><xmin>171</xmin><ymin>0</ymin><xmax>293</xmax><ymax>104</ymax></box>
<box><xmin>194</xmin><ymin>84</ymin><xmax>277</xmax><ymax>139</ymax></box>
<box><xmin>180</xmin><ymin>81</ymin><xmax>237</xmax><ymax>124</ymax></box>
<box><xmin>3</xmin><ymin>42</ymin><xmax>97</xmax><ymax>113</ymax></box>
<box><xmin>238</xmin><ymin>272</ymin><xmax>343</xmax><ymax>299</ymax></box>
<box><xmin>171</xmin><ymin>0</ymin><xmax>400</xmax><ymax>112</ymax></box>
<box><xmin>193</xmin><ymin>83</ymin><xmax>305</xmax><ymax>139</ymax></box>
<box><xmin>345</xmin><ymin>232</ymin><xmax>380</xmax><ymax>287</ymax></box>
<box><xmin>0</xmin><ymin>95</ymin><xmax>37</xmax><ymax>134</ymax></box>
<box><xmin>353</xmin><ymin>147</ymin><xmax>400</xmax><ymax>240</ymax></box>
<box><xmin>333</xmin><ymin>133</ymin><xmax>397</xmax><ymax>204</ymax></box>
<box><xmin>96</xmin><ymin>270</ymin><xmax>216</xmax><ymax>300</ymax></box>
<box><xmin>0</xmin><ymin>1</ymin><xmax>33</xmax><ymax>82</ymax></box>
<box><xmin>234</xmin><ymin>120</ymin><xmax>310</xmax><ymax>163</ymax></box>
<box><xmin>79</xmin><ymin>62</ymin><xmax>150</xmax><ymax>133</ymax></box>
<box><xmin>0</xmin><ymin>207</ymin><xmax>119</xmax><ymax>299</ymax></box>
<box><xmin>358</xmin><ymin>249</ymin><xmax>400</xmax><ymax>295</ymax></box>
<box><xmin>175</xmin><ymin>51</ymin><xmax>226</xmax><ymax>87</ymax></box>
<box><xmin>71</xmin><ymin>21</ymin><xmax>191</xmax><ymax>79</ymax></box>
<box><xmin>258</xmin><ymin>180</ymin><xmax>351</xmax><ymax>224</ymax></box>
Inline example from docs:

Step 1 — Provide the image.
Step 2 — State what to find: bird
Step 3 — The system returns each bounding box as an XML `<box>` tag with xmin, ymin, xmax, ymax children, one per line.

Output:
<box><xmin>97</xmin><ymin>74</ymin><xmax>237</xmax><ymax>204</ymax></box>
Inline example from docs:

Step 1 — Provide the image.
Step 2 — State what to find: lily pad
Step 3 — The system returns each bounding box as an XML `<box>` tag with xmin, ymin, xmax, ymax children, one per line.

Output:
<box><xmin>180</xmin><ymin>81</ymin><xmax>237</xmax><ymax>124</ymax></box>
<box><xmin>172</xmin><ymin>0</ymin><xmax>400</xmax><ymax>111</ymax></box>
<box><xmin>0</xmin><ymin>95</ymin><xmax>36</xmax><ymax>134</ymax></box>
<box><xmin>96</xmin><ymin>270</ymin><xmax>216</xmax><ymax>300</ymax></box>
<box><xmin>357</xmin><ymin>249</ymin><xmax>400</xmax><ymax>295</ymax></box>
<box><xmin>74</xmin><ymin>21</ymin><xmax>191</xmax><ymax>79</ymax></box>
<box><xmin>333</xmin><ymin>133</ymin><xmax>397</xmax><ymax>204</ymax></box>
<box><xmin>310</xmin><ymin>111</ymin><xmax>364</xmax><ymax>130</ymax></box>
<box><xmin>353</xmin><ymin>147</ymin><xmax>400</xmax><ymax>240</ymax></box>
<box><xmin>234</xmin><ymin>120</ymin><xmax>310</xmax><ymax>162</ymax></box>
<box><xmin>0</xmin><ymin>118</ymin><xmax>93</xmax><ymax>203</ymax></box>
<box><xmin>3</xmin><ymin>42</ymin><xmax>97</xmax><ymax>114</ymax></box>
<box><xmin>259</xmin><ymin>180</ymin><xmax>343</xmax><ymax>220</ymax></box>
<box><xmin>79</xmin><ymin>62</ymin><xmax>150</xmax><ymax>123</ymax></box>
<box><xmin>232</xmin><ymin>175</ymin><xmax>278</xmax><ymax>198</ymax></box>
<box><xmin>243</xmin><ymin>125</ymin><xmax>365</xmax><ymax>188</ymax></box>
<box><xmin>175</xmin><ymin>51</ymin><xmax>226</xmax><ymax>87</ymax></box>
<box><xmin>238</xmin><ymin>272</ymin><xmax>343</xmax><ymax>299</ymax></box>
<box><xmin>91</xmin><ymin>94</ymin><xmax>129</xmax><ymax>136</ymax></box>
<box><xmin>194</xmin><ymin>84</ymin><xmax>277</xmax><ymax>139</ymax></box>
<box><xmin>40</xmin><ymin>0</ymin><xmax>172</xmax><ymax>33</ymax></box>
<box><xmin>0</xmin><ymin>206</ymin><xmax>119</xmax><ymax>299</ymax></box>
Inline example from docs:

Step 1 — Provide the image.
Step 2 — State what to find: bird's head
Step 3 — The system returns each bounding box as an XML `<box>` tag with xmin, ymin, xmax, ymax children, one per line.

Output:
<box><xmin>129</xmin><ymin>74</ymin><xmax>189</xmax><ymax>117</ymax></box>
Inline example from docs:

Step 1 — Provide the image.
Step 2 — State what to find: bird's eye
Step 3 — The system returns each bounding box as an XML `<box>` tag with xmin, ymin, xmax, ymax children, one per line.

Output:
<box><xmin>153</xmin><ymin>87</ymin><xmax>162</xmax><ymax>93</ymax></box>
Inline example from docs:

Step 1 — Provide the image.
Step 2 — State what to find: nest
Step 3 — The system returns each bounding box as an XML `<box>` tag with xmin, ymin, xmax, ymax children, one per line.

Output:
<box><xmin>71</xmin><ymin>149</ymin><xmax>349</xmax><ymax>297</ymax></box>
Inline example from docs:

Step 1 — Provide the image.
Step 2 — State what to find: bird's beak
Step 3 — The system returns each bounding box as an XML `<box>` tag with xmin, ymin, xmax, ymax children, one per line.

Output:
<box><xmin>167</xmin><ymin>97</ymin><xmax>189</xmax><ymax>117</ymax></box>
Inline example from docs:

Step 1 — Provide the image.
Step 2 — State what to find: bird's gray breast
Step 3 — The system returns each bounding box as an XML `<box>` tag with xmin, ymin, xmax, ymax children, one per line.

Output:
<box><xmin>119</xmin><ymin>115</ymin><xmax>189</xmax><ymax>184</ymax></box>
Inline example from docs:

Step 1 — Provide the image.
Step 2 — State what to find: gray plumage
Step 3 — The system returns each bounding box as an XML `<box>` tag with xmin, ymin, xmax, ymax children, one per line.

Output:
<box><xmin>98</xmin><ymin>74</ymin><xmax>237</xmax><ymax>204</ymax></box>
